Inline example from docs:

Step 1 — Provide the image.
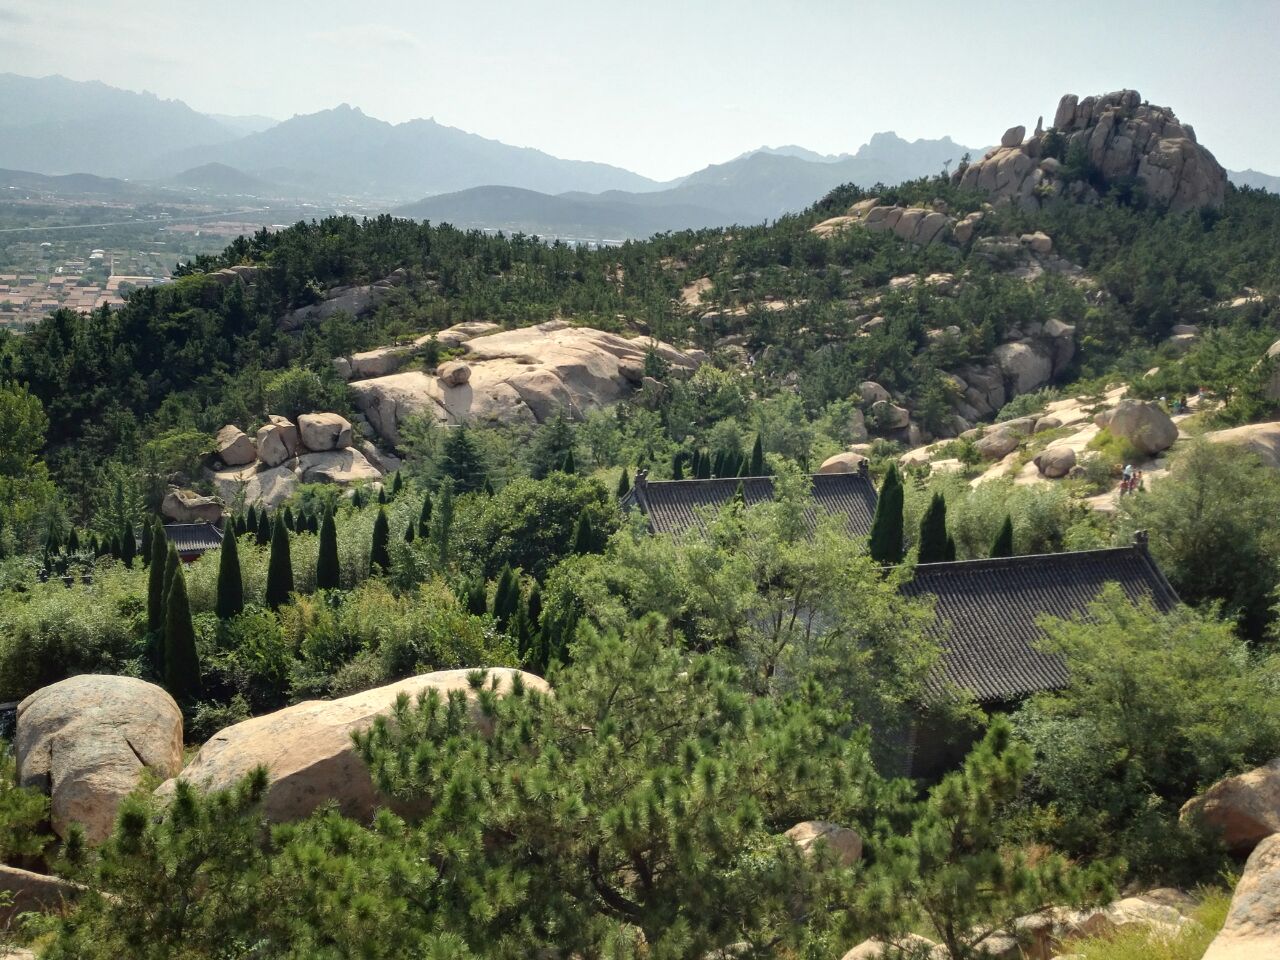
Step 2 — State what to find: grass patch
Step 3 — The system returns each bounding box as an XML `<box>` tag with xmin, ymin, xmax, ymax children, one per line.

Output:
<box><xmin>1067</xmin><ymin>887</ymin><xmax>1232</xmax><ymax>960</ymax></box>
<box><xmin>1086</xmin><ymin>428</ymin><xmax>1145</xmax><ymax>470</ymax></box>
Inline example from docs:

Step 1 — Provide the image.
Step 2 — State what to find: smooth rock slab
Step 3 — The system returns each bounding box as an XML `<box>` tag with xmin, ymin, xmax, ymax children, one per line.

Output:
<box><xmin>0</xmin><ymin>864</ymin><xmax>80</xmax><ymax>924</ymax></box>
<box><xmin>1181</xmin><ymin>757</ymin><xmax>1280</xmax><ymax>855</ymax></box>
<box><xmin>158</xmin><ymin>669</ymin><xmax>548</xmax><ymax>824</ymax></box>
<box><xmin>16</xmin><ymin>675</ymin><xmax>183</xmax><ymax>843</ymax></box>
<box><xmin>1202</xmin><ymin>834</ymin><xmax>1280</xmax><ymax>960</ymax></box>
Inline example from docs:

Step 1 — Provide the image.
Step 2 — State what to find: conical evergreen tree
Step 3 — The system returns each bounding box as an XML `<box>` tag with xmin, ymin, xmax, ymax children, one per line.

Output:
<box><xmin>391</xmin><ymin>471</ymin><xmax>404</xmax><ymax>497</ymax></box>
<box><xmin>438</xmin><ymin>424</ymin><xmax>488</xmax><ymax>492</ymax></box>
<box><xmin>315</xmin><ymin>510</ymin><xmax>340</xmax><ymax>590</ymax></box>
<box><xmin>561</xmin><ymin>448</ymin><xmax>576</xmax><ymax>475</ymax></box>
<box><xmin>370</xmin><ymin>507</ymin><xmax>391</xmax><ymax>574</ymax></box>
<box><xmin>616</xmin><ymin>467</ymin><xmax>631</xmax><ymax>498</ymax></box>
<box><xmin>431</xmin><ymin>480</ymin><xmax>454</xmax><ymax>568</ymax></box>
<box><xmin>869</xmin><ymin>464</ymin><xmax>905</xmax><ymax>565</ymax></box>
<box><xmin>139</xmin><ymin>521</ymin><xmax>151</xmax><ymax>566</ymax></box>
<box><xmin>88</xmin><ymin>534</ymin><xmax>100</xmax><ymax>557</ymax></box>
<box><xmin>418</xmin><ymin>495</ymin><xmax>432</xmax><ymax>538</ymax></box>
<box><xmin>571</xmin><ymin>510</ymin><xmax>597</xmax><ymax>554</ymax></box>
<box><xmin>404</xmin><ymin>522</ymin><xmax>416</xmax><ymax>543</ymax></box>
<box><xmin>696</xmin><ymin>450</ymin><xmax>712</xmax><ymax>480</ymax></box>
<box><xmin>945</xmin><ymin>535</ymin><xmax>957</xmax><ymax>562</ymax></box>
<box><xmin>991</xmin><ymin>515</ymin><xmax>1015</xmax><ymax>558</ymax></box>
<box><xmin>245</xmin><ymin>505</ymin><xmax>258</xmax><ymax>535</ymax></box>
<box><xmin>525</xmin><ymin>583</ymin><xmax>543</xmax><ymax>630</ymax></box>
<box><xmin>917</xmin><ymin>493</ymin><xmax>950</xmax><ymax>564</ymax></box>
<box><xmin>529</xmin><ymin>415</ymin><xmax>575</xmax><ymax>481</ymax></box>
<box><xmin>215</xmin><ymin>529</ymin><xmax>244</xmax><ymax>619</ymax></box>
<box><xmin>514</xmin><ymin>603</ymin><xmax>534</xmax><ymax>662</ymax></box>
<box><xmin>162</xmin><ymin>567</ymin><xmax>202</xmax><ymax>703</ymax></box>
<box><xmin>256</xmin><ymin>510</ymin><xmax>271</xmax><ymax>546</ymax></box>
<box><xmin>162</xmin><ymin>542</ymin><xmax>180</xmax><ymax>616</ymax></box>
<box><xmin>492</xmin><ymin>564</ymin><xmax>520</xmax><ymax>629</ymax></box>
<box><xmin>465</xmin><ymin>577</ymin><xmax>488</xmax><ymax>616</ymax></box>
<box><xmin>120</xmin><ymin>521</ymin><xmax>136</xmax><ymax>569</ymax></box>
<box><xmin>672</xmin><ymin>452</ymin><xmax>684</xmax><ymax>481</ymax></box>
<box><xmin>711</xmin><ymin>450</ymin><xmax>726</xmax><ymax>479</ymax></box>
<box><xmin>351</xmin><ymin>486</ymin><xmax>366</xmax><ymax>509</ymax></box>
<box><xmin>264</xmin><ymin>517</ymin><xmax>294</xmax><ymax>609</ymax></box>
<box><xmin>147</xmin><ymin>521</ymin><xmax>168</xmax><ymax>634</ymax></box>
<box><xmin>66</xmin><ymin>528</ymin><xmax>80</xmax><ymax>555</ymax></box>
<box><xmin>749</xmin><ymin>434</ymin><xmax>765</xmax><ymax>476</ymax></box>
<box><xmin>377</xmin><ymin>486</ymin><xmax>389</xmax><ymax>505</ymax></box>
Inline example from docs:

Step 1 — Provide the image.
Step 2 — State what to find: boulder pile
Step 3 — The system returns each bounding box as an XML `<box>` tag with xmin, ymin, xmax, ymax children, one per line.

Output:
<box><xmin>348</xmin><ymin>320</ymin><xmax>700</xmax><ymax>442</ymax></box>
<box><xmin>14</xmin><ymin>675</ymin><xmax>184</xmax><ymax>843</ymax></box>
<box><xmin>952</xmin><ymin>89</ymin><xmax>1227</xmax><ymax>213</ymax></box>
<box><xmin>209</xmin><ymin>411</ymin><xmax>390</xmax><ymax>510</ymax></box>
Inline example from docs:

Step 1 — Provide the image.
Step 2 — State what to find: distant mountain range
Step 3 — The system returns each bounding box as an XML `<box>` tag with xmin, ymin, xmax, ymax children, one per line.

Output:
<box><xmin>1232</xmin><ymin>169</ymin><xmax>1280</xmax><ymax>193</ymax></box>
<box><xmin>0</xmin><ymin>73</ymin><xmax>1275</xmax><ymax>241</ymax></box>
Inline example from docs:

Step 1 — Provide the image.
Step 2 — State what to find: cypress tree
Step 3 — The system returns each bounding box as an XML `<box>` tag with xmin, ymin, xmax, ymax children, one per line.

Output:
<box><xmin>711</xmin><ymin>450</ymin><xmax>726</xmax><ymax>479</ymax></box>
<box><xmin>616</xmin><ymin>467</ymin><xmax>631</xmax><ymax>498</ymax></box>
<box><xmin>246</xmin><ymin>505</ymin><xmax>258</xmax><ymax>535</ymax></box>
<box><xmin>66</xmin><ymin>528</ymin><xmax>80</xmax><ymax>555</ymax></box>
<box><xmin>991</xmin><ymin>515</ymin><xmax>1015</xmax><ymax>558</ymax></box>
<box><xmin>351</xmin><ymin>486</ymin><xmax>366</xmax><ymax>509</ymax></box>
<box><xmin>869</xmin><ymin>464</ymin><xmax>905</xmax><ymax>565</ymax></box>
<box><xmin>139</xmin><ymin>522</ymin><xmax>151</xmax><ymax>566</ymax></box>
<box><xmin>749</xmin><ymin>435</ymin><xmax>765</xmax><ymax>476</ymax></box>
<box><xmin>526</xmin><ymin>583</ymin><xmax>543</xmax><ymax>630</ymax></box>
<box><xmin>917</xmin><ymin>493</ymin><xmax>949</xmax><ymax>564</ymax></box>
<box><xmin>483</xmin><ymin>478</ymin><xmax>495</xmax><ymax>497</ymax></box>
<box><xmin>88</xmin><ymin>534</ymin><xmax>100</xmax><ymax>557</ymax></box>
<box><xmin>282</xmin><ymin>506</ymin><xmax>295</xmax><ymax>531</ymax></box>
<box><xmin>215</xmin><ymin>530</ymin><xmax>244</xmax><ymax>619</ymax></box>
<box><xmin>162</xmin><ymin>567</ymin><xmax>202</xmax><ymax>703</ymax></box>
<box><xmin>529</xmin><ymin>415</ymin><xmax>575</xmax><ymax>481</ymax></box>
<box><xmin>147</xmin><ymin>522</ymin><xmax>168</xmax><ymax>634</ymax></box>
<box><xmin>672</xmin><ymin>452</ymin><xmax>684</xmax><ymax>481</ymax></box>
<box><xmin>696</xmin><ymin>450</ymin><xmax>712</xmax><ymax>480</ymax></box>
<box><xmin>370</xmin><ymin>507</ymin><xmax>391</xmax><ymax>574</ymax></box>
<box><xmin>465</xmin><ymin>578</ymin><xmax>488</xmax><ymax>616</ymax></box>
<box><xmin>493</xmin><ymin>564</ymin><xmax>520</xmax><ymax>629</ymax></box>
<box><xmin>571</xmin><ymin>510</ymin><xmax>597</xmax><ymax>554</ymax></box>
<box><xmin>561</xmin><ymin>448</ymin><xmax>576</xmax><ymax>475</ymax></box>
<box><xmin>377</xmin><ymin>486</ymin><xmax>389</xmax><ymax>505</ymax></box>
<box><xmin>120</xmin><ymin>521</ymin><xmax>137</xmax><ymax>569</ymax></box>
<box><xmin>404</xmin><ymin>522</ymin><xmax>416</xmax><ymax>543</ymax></box>
<box><xmin>162</xmin><ymin>543</ymin><xmax>180</xmax><ymax>612</ymax></box>
<box><xmin>391</xmin><ymin>471</ymin><xmax>404</xmax><ymax>497</ymax></box>
<box><xmin>945</xmin><ymin>535</ymin><xmax>957</xmax><ymax>562</ymax></box>
<box><xmin>256</xmin><ymin>510</ymin><xmax>271</xmax><ymax>546</ymax></box>
<box><xmin>315</xmin><ymin>510</ymin><xmax>340</xmax><ymax>590</ymax></box>
<box><xmin>264</xmin><ymin>517</ymin><xmax>294</xmax><ymax>609</ymax></box>
<box><xmin>514</xmin><ymin>604</ymin><xmax>534</xmax><ymax>661</ymax></box>
<box><xmin>417</xmin><ymin>495</ymin><xmax>432</xmax><ymax>538</ymax></box>
<box><xmin>432</xmin><ymin>480</ymin><xmax>454</xmax><ymax>568</ymax></box>
<box><xmin>439</xmin><ymin>424</ymin><xmax>488</xmax><ymax>492</ymax></box>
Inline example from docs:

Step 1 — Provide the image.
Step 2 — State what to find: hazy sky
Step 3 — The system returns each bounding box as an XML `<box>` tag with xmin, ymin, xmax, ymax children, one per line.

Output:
<box><xmin>1</xmin><ymin>0</ymin><xmax>1276</xmax><ymax>180</ymax></box>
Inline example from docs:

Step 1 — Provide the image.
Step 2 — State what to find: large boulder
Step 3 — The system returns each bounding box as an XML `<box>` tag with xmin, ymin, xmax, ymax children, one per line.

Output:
<box><xmin>161</xmin><ymin>488</ymin><xmax>223</xmax><ymax>524</ymax></box>
<box><xmin>818</xmin><ymin>452</ymin><xmax>869</xmax><ymax>475</ymax></box>
<box><xmin>870</xmin><ymin>400</ymin><xmax>910</xmax><ymax>430</ymax></box>
<box><xmin>1094</xmin><ymin>399</ymin><xmax>1178</xmax><ymax>455</ymax></box>
<box><xmin>976</xmin><ymin>430</ymin><xmax>1020</xmax><ymax>460</ymax></box>
<box><xmin>1202</xmin><ymin>834</ymin><xmax>1280</xmax><ymax>960</ymax></box>
<box><xmin>1207</xmin><ymin>422</ymin><xmax>1280</xmax><ymax>469</ymax></box>
<box><xmin>993</xmin><ymin>342</ymin><xmax>1053</xmax><ymax>396</ymax></box>
<box><xmin>297</xmin><ymin>413</ymin><xmax>353</xmax><ymax>452</ymax></box>
<box><xmin>1034</xmin><ymin>446</ymin><xmax>1076</xmax><ymax>479</ymax></box>
<box><xmin>347</xmin><ymin>346</ymin><xmax>410</xmax><ymax>380</ymax></box>
<box><xmin>784</xmin><ymin>820</ymin><xmax>862</xmax><ymax>867</ymax></box>
<box><xmin>350</xmin><ymin>322</ymin><xmax>697</xmax><ymax>441</ymax></box>
<box><xmin>0</xmin><ymin>865</ymin><xmax>80</xmax><ymax>924</ymax></box>
<box><xmin>859</xmin><ymin>381</ymin><xmax>892</xmax><ymax>406</ymax></box>
<box><xmin>244</xmin><ymin>465</ymin><xmax>300</xmax><ymax>509</ymax></box>
<box><xmin>296</xmin><ymin>448</ymin><xmax>383</xmax><ymax>485</ymax></box>
<box><xmin>437</xmin><ymin>360</ymin><xmax>471</xmax><ymax>386</ymax></box>
<box><xmin>214</xmin><ymin>425</ymin><xmax>255</xmax><ymax>467</ymax></box>
<box><xmin>15</xmin><ymin>676</ymin><xmax>183</xmax><ymax>843</ymax></box>
<box><xmin>256</xmin><ymin>415</ymin><xmax>299</xmax><ymax>468</ymax></box>
<box><xmin>158</xmin><ymin>669</ymin><xmax>548</xmax><ymax>824</ymax></box>
<box><xmin>1181</xmin><ymin>758</ymin><xmax>1280</xmax><ymax>856</ymax></box>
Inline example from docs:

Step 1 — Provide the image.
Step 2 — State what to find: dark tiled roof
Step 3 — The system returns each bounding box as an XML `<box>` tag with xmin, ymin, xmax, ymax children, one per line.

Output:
<box><xmin>163</xmin><ymin>523</ymin><xmax>224</xmax><ymax>555</ymax></box>
<box><xmin>902</xmin><ymin>544</ymin><xmax>1180</xmax><ymax>704</ymax></box>
<box><xmin>625</xmin><ymin>471</ymin><xmax>879</xmax><ymax>537</ymax></box>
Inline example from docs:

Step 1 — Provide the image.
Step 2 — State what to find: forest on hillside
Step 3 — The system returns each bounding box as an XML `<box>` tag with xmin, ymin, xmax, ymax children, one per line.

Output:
<box><xmin>2</xmin><ymin>175</ymin><xmax>1280</xmax><ymax>958</ymax></box>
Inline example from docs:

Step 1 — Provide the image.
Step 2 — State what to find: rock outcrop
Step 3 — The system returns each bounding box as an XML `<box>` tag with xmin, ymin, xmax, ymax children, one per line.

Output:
<box><xmin>1207</xmin><ymin>422</ymin><xmax>1280</xmax><ymax>469</ymax></box>
<box><xmin>818</xmin><ymin>452</ymin><xmax>870</xmax><ymax>475</ymax></box>
<box><xmin>349</xmin><ymin>321</ymin><xmax>699</xmax><ymax>442</ymax></box>
<box><xmin>1181</xmin><ymin>758</ymin><xmax>1280</xmax><ymax>856</ymax></box>
<box><xmin>1094</xmin><ymin>399</ymin><xmax>1179</xmax><ymax>455</ymax></box>
<box><xmin>161</xmin><ymin>488</ymin><xmax>224</xmax><ymax>524</ymax></box>
<box><xmin>953</xmin><ymin>90</ymin><xmax>1227</xmax><ymax>213</ymax></box>
<box><xmin>297</xmin><ymin>413</ymin><xmax>353</xmax><ymax>452</ymax></box>
<box><xmin>15</xmin><ymin>675</ymin><xmax>184</xmax><ymax>843</ymax></box>
<box><xmin>214</xmin><ymin>425</ymin><xmax>256</xmax><ymax>467</ymax></box>
<box><xmin>159</xmin><ymin>669</ymin><xmax>548</xmax><ymax>825</ymax></box>
<box><xmin>1202</xmin><ymin>834</ymin><xmax>1280</xmax><ymax>960</ymax></box>
<box><xmin>812</xmin><ymin>197</ymin><xmax>952</xmax><ymax>246</ymax></box>
<box><xmin>0</xmin><ymin>865</ymin><xmax>80</xmax><ymax>924</ymax></box>
<box><xmin>1034</xmin><ymin>446</ymin><xmax>1077</xmax><ymax>478</ymax></box>
<box><xmin>784</xmin><ymin>820</ymin><xmax>862</xmax><ymax>867</ymax></box>
<box><xmin>278</xmin><ymin>268</ymin><xmax>408</xmax><ymax>331</ymax></box>
<box><xmin>255</xmin><ymin>414</ymin><xmax>299</xmax><ymax>468</ymax></box>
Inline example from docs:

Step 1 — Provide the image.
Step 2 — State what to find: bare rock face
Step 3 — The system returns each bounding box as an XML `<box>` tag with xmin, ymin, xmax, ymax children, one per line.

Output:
<box><xmin>954</xmin><ymin>89</ymin><xmax>1227</xmax><ymax>213</ymax></box>
<box><xmin>16</xmin><ymin>675</ymin><xmax>183</xmax><ymax>843</ymax></box>
<box><xmin>278</xmin><ymin>276</ymin><xmax>400</xmax><ymax>331</ymax></box>
<box><xmin>256</xmin><ymin>415</ymin><xmax>299</xmax><ymax>467</ymax></box>
<box><xmin>1094</xmin><ymin>399</ymin><xmax>1178</xmax><ymax>455</ymax></box>
<box><xmin>818</xmin><ymin>452</ymin><xmax>870</xmax><ymax>475</ymax></box>
<box><xmin>161</xmin><ymin>488</ymin><xmax>223</xmax><ymax>524</ymax></box>
<box><xmin>245</xmin><ymin>465</ymin><xmax>300</xmax><ymax>509</ymax></box>
<box><xmin>215</xmin><ymin>425</ymin><xmax>256</xmax><ymax>466</ymax></box>
<box><xmin>784</xmin><ymin>820</ymin><xmax>862</xmax><ymax>867</ymax></box>
<box><xmin>1201</xmin><ymin>834</ymin><xmax>1280</xmax><ymax>960</ymax></box>
<box><xmin>296</xmin><ymin>448</ymin><xmax>382</xmax><ymax>485</ymax></box>
<box><xmin>1206</xmin><ymin>422</ymin><xmax>1280</xmax><ymax>469</ymax></box>
<box><xmin>0</xmin><ymin>865</ymin><xmax>80</xmax><ymax>924</ymax></box>
<box><xmin>870</xmin><ymin>399</ymin><xmax>910</xmax><ymax>430</ymax></box>
<box><xmin>349</xmin><ymin>322</ymin><xmax>698</xmax><ymax>442</ymax></box>
<box><xmin>813</xmin><ymin>198</ymin><xmax>953</xmax><ymax>246</ymax></box>
<box><xmin>297</xmin><ymin>413</ymin><xmax>353</xmax><ymax>452</ymax></box>
<box><xmin>859</xmin><ymin>381</ymin><xmax>892</xmax><ymax>406</ymax></box>
<box><xmin>347</xmin><ymin>345</ymin><xmax>411</xmax><ymax>380</ymax></box>
<box><xmin>976</xmin><ymin>430</ymin><xmax>1020</xmax><ymax>460</ymax></box>
<box><xmin>1181</xmin><ymin>757</ymin><xmax>1280</xmax><ymax>856</ymax></box>
<box><xmin>158</xmin><ymin>669</ymin><xmax>548</xmax><ymax>824</ymax></box>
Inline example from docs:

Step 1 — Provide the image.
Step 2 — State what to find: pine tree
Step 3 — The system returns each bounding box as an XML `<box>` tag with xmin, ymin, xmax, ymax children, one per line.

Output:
<box><xmin>616</xmin><ymin>467</ymin><xmax>631</xmax><ymax>498</ymax></box>
<box><xmin>529</xmin><ymin>414</ymin><xmax>575</xmax><ymax>480</ymax></box>
<box><xmin>431</xmin><ymin>480</ymin><xmax>454</xmax><ymax>568</ymax></box>
<box><xmin>525</xmin><ymin>583</ymin><xmax>543</xmax><ymax>630</ymax></box>
<box><xmin>256</xmin><ymin>510</ymin><xmax>271</xmax><ymax>546</ymax></box>
<box><xmin>917</xmin><ymin>493</ymin><xmax>949</xmax><ymax>564</ymax></box>
<box><xmin>315</xmin><ymin>510</ymin><xmax>340</xmax><ymax>590</ymax></box>
<box><xmin>370</xmin><ymin>507</ymin><xmax>391</xmax><ymax>574</ymax></box>
<box><xmin>749</xmin><ymin>434</ymin><xmax>765</xmax><ymax>476</ymax></box>
<box><xmin>147</xmin><ymin>522</ymin><xmax>168</xmax><ymax>634</ymax></box>
<box><xmin>561</xmin><ymin>448</ymin><xmax>576</xmax><ymax>475</ymax></box>
<box><xmin>438</xmin><ymin>424</ymin><xmax>488</xmax><ymax>493</ymax></box>
<box><xmin>991</xmin><ymin>515</ymin><xmax>1015</xmax><ymax>558</ymax></box>
<box><xmin>672</xmin><ymin>452</ymin><xmax>685</xmax><ymax>481</ymax></box>
<box><xmin>120</xmin><ymin>521</ymin><xmax>137</xmax><ymax>569</ymax></box>
<box><xmin>492</xmin><ymin>564</ymin><xmax>520</xmax><ymax>629</ymax></box>
<box><xmin>215</xmin><ymin>529</ymin><xmax>244</xmax><ymax>619</ymax></box>
<box><xmin>869</xmin><ymin>464</ymin><xmax>905</xmax><ymax>565</ymax></box>
<box><xmin>417</xmin><ymin>495</ymin><xmax>432</xmax><ymax>538</ymax></box>
<box><xmin>162</xmin><ymin>567</ymin><xmax>202</xmax><ymax>703</ymax></box>
<box><xmin>571</xmin><ymin>510</ymin><xmax>597</xmax><ymax>554</ymax></box>
<box><xmin>139</xmin><ymin>521</ymin><xmax>152</xmax><ymax>566</ymax></box>
<box><xmin>465</xmin><ymin>577</ymin><xmax>488</xmax><ymax>616</ymax></box>
<box><xmin>265</xmin><ymin>517</ymin><xmax>294</xmax><ymax>609</ymax></box>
